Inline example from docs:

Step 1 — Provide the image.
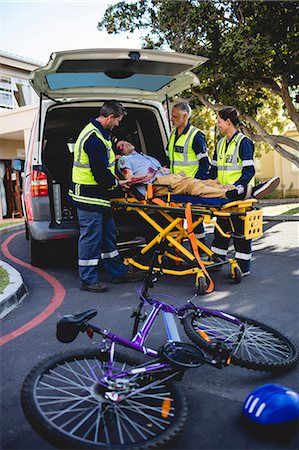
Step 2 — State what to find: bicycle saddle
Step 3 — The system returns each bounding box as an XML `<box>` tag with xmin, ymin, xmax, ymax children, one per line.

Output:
<box><xmin>56</xmin><ymin>309</ymin><xmax>97</xmax><ymax>343</ymax></box>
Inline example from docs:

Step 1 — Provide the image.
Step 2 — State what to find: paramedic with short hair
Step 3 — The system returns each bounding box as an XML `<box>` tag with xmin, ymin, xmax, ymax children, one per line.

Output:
<box><xmin>69</xmin><ymin>100</ymin><xmax>142</xmax><ymax>292</ymax></box>
<box><xmin>166</xmin><ymin>102</ymin><xmax>210</xmax><ymax>241</ymax></box>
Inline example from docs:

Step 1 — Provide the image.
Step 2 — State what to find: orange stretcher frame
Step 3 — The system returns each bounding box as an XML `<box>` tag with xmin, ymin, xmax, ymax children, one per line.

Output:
<box><xmin>111</xmin><ymin>186</ymin><xmax>263</xmax><ymax>294</ymax></box>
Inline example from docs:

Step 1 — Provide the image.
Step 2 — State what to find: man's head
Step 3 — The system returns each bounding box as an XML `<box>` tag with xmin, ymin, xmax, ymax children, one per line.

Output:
<box><xmin>116</xmin><ymin>140</ymin><xmax>135</xmax><ymax>155</ymax></box>
<box><xmin>97</xmin><ymin>100</ymin><xmax>127</xmax><ymax>131</ymax></box>
<box><xmin>171</xmin><ymin>102</ymin><xmax>191</xmax><ymax>130</ymax></box>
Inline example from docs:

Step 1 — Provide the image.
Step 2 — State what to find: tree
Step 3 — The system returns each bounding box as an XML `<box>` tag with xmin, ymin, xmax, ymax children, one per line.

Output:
<box><xmin>98</xmin><ymin>0</ymin><xmax>299</xmax><ymax>166</ymax></box>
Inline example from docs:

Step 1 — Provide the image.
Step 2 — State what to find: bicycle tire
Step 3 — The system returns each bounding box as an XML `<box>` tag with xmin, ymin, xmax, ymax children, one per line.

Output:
<box><xmin>182</xmin><ymin>311</ymin><xmax>298</xmax><ymax>372</ymax></box>
<box><xmin>21</xmin><ymin>349</ymin><xmax>187</xmax><ymax>449</ymax></box>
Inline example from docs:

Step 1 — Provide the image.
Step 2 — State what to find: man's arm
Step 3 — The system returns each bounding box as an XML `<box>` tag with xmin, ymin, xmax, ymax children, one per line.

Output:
<box><xmin>206</xmin><ymin>148</ymin><xmax>218</xmax><ymax>179</ymax></box>
<box><xmin>85</xmin><ymin>134</ymin><xmax>118</xmax><ymax>189</ymax></box>
<box><xmin>192</xmin><ymin>131</ymin><xmax>210</xmax><ymax>179</ymax></box>
<box><xmin>118</xmin><ymin>156</ymin><xmax>156</xmax><ymax>183</ymax></box>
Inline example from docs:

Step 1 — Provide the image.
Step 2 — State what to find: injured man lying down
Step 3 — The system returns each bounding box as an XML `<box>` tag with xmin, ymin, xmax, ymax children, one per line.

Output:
<box><xmin>116</xmin><ymin>140</ymin><xmax>280</xmax><ymax>200</ymax></box>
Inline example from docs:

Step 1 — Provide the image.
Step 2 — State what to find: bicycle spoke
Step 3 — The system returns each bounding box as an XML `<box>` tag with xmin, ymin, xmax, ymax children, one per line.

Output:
<box><xmin>23</xmin><ymin>352</ymin><xmax>185</xmax><ymax>448</ymax></box>
<box><xmin>187</xmin><ymin>311</ymin><xmax>297</xmax><ymax>370</ymax></box>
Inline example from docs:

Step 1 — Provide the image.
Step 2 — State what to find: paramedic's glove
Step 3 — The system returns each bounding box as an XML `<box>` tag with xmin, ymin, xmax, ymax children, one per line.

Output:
<box><xmin>235</xmin><ymin>185</ymin><xmax>245</xmax><ymax>195</ymax></box>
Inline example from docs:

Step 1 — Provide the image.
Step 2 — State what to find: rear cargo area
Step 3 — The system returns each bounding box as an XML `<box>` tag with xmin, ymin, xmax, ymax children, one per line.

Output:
<box><xmin>42</xmin><ymin>102</ymin><xmax>168</xmax><ymax>241</ymax></box>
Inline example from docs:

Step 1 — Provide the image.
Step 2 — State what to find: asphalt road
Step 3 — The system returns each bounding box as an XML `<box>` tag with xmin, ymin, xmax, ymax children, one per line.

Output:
<box><xmin>0</xmin><ymin>220</ymin><xmax>298</xmax><ymax>450</ymax></box>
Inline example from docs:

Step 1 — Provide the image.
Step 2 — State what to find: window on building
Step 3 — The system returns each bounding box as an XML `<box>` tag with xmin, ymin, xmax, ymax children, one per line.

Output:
<box><xmin>0</xmin><ymin>75</ymin><xmax>36</xmax><ymax>109</ymax></box>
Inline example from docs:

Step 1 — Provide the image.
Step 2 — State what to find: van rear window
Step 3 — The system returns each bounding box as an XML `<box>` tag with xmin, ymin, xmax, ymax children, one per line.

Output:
<box><xmin>46</xmin><ymin>73</ymin><xmax>174</xmax><ymax>92</ymax></box>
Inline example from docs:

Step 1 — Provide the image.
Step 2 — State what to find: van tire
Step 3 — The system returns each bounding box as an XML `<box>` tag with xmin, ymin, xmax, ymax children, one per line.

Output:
<box><xmin>29</xmin><ymin>234</ymin><xmax>47</xmax><ymax>267</ymax></box>
<box><xmin>25</xmin><ymin>222</ymin><xmax>29</xmax><ymax>240</ymax></box>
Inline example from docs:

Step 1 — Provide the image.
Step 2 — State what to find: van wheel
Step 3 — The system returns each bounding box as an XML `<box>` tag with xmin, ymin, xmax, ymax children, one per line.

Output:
<box><xmin>29</xmin><ymin>234</ymin><xmax>47</xmax><ymax>267</ymax></box>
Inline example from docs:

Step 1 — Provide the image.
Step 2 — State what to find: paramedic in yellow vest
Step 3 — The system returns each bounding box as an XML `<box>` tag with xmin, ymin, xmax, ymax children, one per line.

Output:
<box><xmin>167</xmin><ymin>102</ymin><xmax>210</xmax><ymax>240</ymax></box>
<box><xmin>209</xmin><ymin>107</ymin><xmax>255</xmax><ymax>276</ymax></box>
<box><xmin>69</xmin><ymin>101</ymin><xmax>143</xmax><ymax>292</ymax></box>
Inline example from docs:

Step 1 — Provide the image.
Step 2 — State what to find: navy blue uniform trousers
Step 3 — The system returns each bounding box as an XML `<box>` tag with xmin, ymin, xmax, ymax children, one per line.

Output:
<box><xmin>211</xmin><ymin>216</ymin><xmax>252</xmax><ymax>273</ymax></box>
<box><xmin>77</xmin><ymin>208</ymin><xmax>127</xmax><ymax>286</ymax></box>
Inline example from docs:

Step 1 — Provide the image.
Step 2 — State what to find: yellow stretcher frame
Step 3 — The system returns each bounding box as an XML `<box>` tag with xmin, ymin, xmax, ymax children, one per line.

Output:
<box><xmin>111</xmin><ymin>190</ymin><xmax>263</xmax><ymax>294</ymax></box>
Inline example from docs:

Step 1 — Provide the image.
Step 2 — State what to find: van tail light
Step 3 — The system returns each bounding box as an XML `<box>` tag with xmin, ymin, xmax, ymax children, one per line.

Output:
<box><xmin>31</xmin><ymin>171</ymin><xmax>49</xmax><ymax>197</ymax></box>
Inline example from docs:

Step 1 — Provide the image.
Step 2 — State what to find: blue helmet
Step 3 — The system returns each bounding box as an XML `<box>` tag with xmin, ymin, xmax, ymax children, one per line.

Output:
<box><xmin>243</xmin><ymin>384</ymin><xmax>299</xmax><ymax>425</ymax></box>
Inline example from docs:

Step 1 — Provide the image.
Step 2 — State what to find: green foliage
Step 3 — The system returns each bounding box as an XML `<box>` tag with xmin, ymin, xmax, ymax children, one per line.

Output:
<box><xmin>282</xmin><ymin>206</ymin><xmax>299</xmax><ymax>215</ymax></box>
<box><xmin>189</xmin><ymin>106</ymin><xmax>217</xmax><ymax>157</ymax></box>
<box><xmin>0</xmin><ymin>266</ymin><xmax>9</xmax><ymax>293</ymax></box>
<box><xmin>98</xmin><ymin>0</ymin><xmax>298</xmax><ymax>119</ymax></box>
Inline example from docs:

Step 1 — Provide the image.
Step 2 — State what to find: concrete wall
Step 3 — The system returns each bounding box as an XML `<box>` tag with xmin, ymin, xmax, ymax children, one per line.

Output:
<box><xmin>0</xmin><ymin>139</ymin><xmax>25</xmax><ymax>160</ymax></box>
<box><xmin>257</xmin><ymin>129</ymin><xmax>299</xmax><ymax>195</ymax></box>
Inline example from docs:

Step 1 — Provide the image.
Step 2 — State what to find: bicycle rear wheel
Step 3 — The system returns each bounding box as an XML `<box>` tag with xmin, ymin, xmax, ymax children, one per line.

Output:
<box><xmin>182</xmin><ymin>311</ymin><xmax>298</xmax><ymax>372</ymax></box>
<box><xmin>21</xmin><ymin>349</ymin><xmax>187</xmax><ymax>449</ymax></box>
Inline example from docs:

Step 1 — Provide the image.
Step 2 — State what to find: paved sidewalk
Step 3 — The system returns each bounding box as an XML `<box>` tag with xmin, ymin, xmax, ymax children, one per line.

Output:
<box><xmin>0</xmin><ymin>259</ymin><xmax>27</xmax><ymax>319</ymax></box>
<box><xmin>0</xmin><ymin>221</ymin><xmax>27</xmax><ymax>318</ymax></box>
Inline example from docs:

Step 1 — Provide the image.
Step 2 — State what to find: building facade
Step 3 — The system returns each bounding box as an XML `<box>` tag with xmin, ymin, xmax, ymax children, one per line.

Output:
<box><xmin>0</xmin><ymin>51</ymin><xmax>40</xmax><ymax>219</ymax></box>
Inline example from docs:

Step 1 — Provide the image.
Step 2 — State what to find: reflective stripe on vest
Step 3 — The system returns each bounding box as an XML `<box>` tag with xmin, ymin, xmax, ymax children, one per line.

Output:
<box><xmin>168</xmin><ymin>125</ymin><xmax>203</xmax><ymax>177</ymax></box>
<box><xmin>68</xmin><ymin>188</ymin><xmax>111</xmax><ymax>207</ymax></box>
<box><xmin>216</xmin><ymin>133</ymin><xmax>245</xmax><ymax>185</ymax></box>
<box><xmin>73</xmin><ymin>123</ymin><xmax>115</xmax><ymax>186</ymax></box>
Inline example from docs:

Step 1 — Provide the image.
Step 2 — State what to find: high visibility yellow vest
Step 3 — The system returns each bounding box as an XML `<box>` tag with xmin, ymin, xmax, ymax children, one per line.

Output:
<box><xmin>72</xmin><ymin>122</ymin><xmax>115</xmax><ymax>185</ymax></box>
<box><xmin>167</xmin><ymin>125</ymin><xmax>203</xmax><ymax>177</ymax></box>
<box><xmin>216</xmin><ymin>132</ymin><xmax>254</xmax><ymax>185</ymax></box>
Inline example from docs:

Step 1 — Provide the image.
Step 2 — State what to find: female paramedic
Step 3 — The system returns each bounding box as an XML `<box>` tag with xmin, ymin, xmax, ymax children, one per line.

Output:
<box><xmin>208</xmin><ymin>106</ymin><xmax>255</xmax><ymax>277</ymax></box>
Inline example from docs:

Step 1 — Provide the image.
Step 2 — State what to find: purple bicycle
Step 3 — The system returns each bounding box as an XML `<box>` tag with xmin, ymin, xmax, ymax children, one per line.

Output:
<box><xmin>21</xmin><ymin>249</ymin><xmax>298</xmax><ymax>449</ymax></box>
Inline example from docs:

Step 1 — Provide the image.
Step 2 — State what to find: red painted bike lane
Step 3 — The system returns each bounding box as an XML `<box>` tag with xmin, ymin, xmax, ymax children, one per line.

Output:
<box><xmin>0</xmin><ymin>230</ymin><xmax>66</xmax><ymax>346</ymax></box>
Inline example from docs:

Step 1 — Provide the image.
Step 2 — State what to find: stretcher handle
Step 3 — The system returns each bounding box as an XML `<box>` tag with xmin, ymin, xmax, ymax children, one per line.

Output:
<box><xmin>185</xmin><ymin>202</ymin><xmax>214</xmax><ymax>294</ymax></box>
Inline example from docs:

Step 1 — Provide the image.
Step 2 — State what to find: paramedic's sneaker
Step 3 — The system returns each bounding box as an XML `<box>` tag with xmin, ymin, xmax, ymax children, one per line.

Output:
<box><xmin>242</xmin><ymin>271</ymin><xmax>251</xmax><ymax>277</ymax></box>
<box><xmin>252</xmin><ymin>176</ymin><xmax>280</xmax><ymax>199</ymax></box>
<box><xmin>111</xmin><ymin>270</ymin><xmax>144</xmax><ymax>284</ymax></box>
<box><xmin>80</xmin><ymin>283</ymin><xmax>108</xmax><ymax>293</ymax></box>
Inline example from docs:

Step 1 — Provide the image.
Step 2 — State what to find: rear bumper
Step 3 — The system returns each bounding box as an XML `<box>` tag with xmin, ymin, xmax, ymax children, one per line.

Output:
<box><xmin>28</xmin><ymin>220</ymin><xmax>79</xmax><ymax>241</ymax></box>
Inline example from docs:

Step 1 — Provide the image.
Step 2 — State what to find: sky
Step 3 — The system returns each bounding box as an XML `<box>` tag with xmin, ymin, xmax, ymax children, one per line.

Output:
<box><xmin>0</xmin><ymin>0</ymin><xmax>144</xmax><ymax>64</ymax></box>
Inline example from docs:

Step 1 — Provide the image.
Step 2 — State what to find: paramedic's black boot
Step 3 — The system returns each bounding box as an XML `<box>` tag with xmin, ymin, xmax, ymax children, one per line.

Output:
<box><xmin>80</xmin><ymin>283</ymin><xmax>108</xmax><ymax>293</ymax></box>
<box><xmin>111</xmin><ymin>269</ymin><xmax>144</xmax><ymax>284</ymax></box>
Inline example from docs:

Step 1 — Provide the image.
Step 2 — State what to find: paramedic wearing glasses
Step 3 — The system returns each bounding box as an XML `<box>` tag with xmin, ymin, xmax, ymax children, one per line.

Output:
<box><xmin>209</xmin><ymin>107</ymin><xmax>255</xmax><ymax>277</ymax></box>
<box><xmin>69</xmin><ymin>100</ymin><xmax>143</xmax><ymax>293</ymax></box>
<box><xmin>166</xmin><ymin>102</ymin><xmax>209</xmax><ymax>241</ymax></box>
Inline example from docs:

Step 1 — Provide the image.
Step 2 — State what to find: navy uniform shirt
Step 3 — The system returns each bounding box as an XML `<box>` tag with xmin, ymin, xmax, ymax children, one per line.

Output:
<box><xmin>167</xmin><ymin>122</ymin><xmax>210</xmax><ymax>179</ymax></box>
<box><xmin>70</xmin><ymin>118</ymin><xmax>120</xmax><ymax>211</ymax></box>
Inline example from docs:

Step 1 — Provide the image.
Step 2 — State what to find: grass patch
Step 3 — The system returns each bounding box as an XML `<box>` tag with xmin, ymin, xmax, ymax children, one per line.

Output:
<box><xmin>0</xmin><ymin>266</ymin><xmax>9</xmax><ymax>293</ymax></box>
<box><xmin>282</xmin><ymin>206</ymin><xmax>299</xmax><ymax>215</ymax></box>
<box><xmin>0</xmin><ymin>220</ymin><xmax>24</xmax><ymax>230</ymax></box>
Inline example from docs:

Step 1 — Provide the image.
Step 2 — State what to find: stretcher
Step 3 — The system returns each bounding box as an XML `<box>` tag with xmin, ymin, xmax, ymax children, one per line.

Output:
<box><xmin>111</xmin><ymin>184</ymin><xmax>263</xmax><ymax>294</ymax></box>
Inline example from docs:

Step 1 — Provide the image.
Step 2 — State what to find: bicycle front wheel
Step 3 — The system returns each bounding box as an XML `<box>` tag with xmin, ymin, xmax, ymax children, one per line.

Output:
<box><xmin>21</xmin><ymin>349</ymin><xmax>187</xmax><ymax>449</ymax></box>
<box><xmin>183</xmin><ymin>311</ymin><xmax>298</xmax><ymax>372</ymax></box>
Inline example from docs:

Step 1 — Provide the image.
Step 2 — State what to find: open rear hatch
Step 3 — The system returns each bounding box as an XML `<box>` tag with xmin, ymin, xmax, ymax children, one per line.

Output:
<box><xmin>30</xmin><ymin>48</ymin><xmax>207</xmax><ymax>101</ymax></box>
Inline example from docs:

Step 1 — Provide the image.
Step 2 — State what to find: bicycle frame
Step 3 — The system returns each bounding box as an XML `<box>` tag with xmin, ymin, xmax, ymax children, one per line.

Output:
<box><xmin>85</xmin><ymin>293</ymin><xmax>242</xmax><ymax>390</ymax></box>
<box><xmin>57</xmin><ymin>247</ymin><xmax>244</xmax><ymax>391</ymax></box>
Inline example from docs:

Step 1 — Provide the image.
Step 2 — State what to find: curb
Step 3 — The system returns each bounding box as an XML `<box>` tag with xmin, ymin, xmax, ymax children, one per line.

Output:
<box><xmin>263</xmin><ymin>215</ymin><xmax>299</xmax><ymax>222</ymax></box>
<box><xmin>258</xmin><ymin>198</ymin><xmax>299</xmax><ymax>207</ymax></box>
<box><xmin>0</xmin><ymin>260</ymin><xmax>28</xmax><ymax>319</ymax></box>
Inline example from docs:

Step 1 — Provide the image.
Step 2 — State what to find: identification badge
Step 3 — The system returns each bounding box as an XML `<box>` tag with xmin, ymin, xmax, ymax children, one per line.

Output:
<box><xmin>226</xmin><ymin>155</ymin><xmax>233</xmax><ymax>163</ymax></box>
<box><xmin>174</xmin><ymin>145</ymin><xmax>184</xmax><ymax>153</ymax></box>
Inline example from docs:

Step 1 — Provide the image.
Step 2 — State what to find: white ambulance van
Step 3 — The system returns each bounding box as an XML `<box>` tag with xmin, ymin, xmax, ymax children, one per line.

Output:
<box><xmin>22</xmin><ymin>48</ymin><xmax>207</xmax><ymax>265</ymax></box>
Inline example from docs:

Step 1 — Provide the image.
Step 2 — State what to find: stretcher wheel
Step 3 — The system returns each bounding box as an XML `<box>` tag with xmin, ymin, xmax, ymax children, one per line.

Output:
<box><xmin>196</xmin><ymin>277</ymin><xmax>207</xmax><ymax>295</ymax></box>
<box><xmin>232</xmin><ymin>266</ymin><xmax>242</xmax><ymax>284</ymax></box>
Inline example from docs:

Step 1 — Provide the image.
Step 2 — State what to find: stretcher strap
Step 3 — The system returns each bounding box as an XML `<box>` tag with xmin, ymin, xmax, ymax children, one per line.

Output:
<box><xmin>185</xmin><ymin>202</ymin><xmax>214</xmax><ymax>293</ymax></box>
